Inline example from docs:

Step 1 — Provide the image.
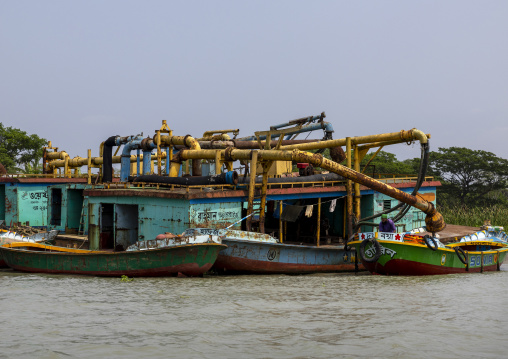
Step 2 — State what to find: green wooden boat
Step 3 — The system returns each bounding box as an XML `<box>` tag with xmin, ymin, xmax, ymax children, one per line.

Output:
<box><xmin>0</xmin><ymin>241</ymin><xmax>226</xmax><ymax>277</ymax></box>
<box><xmin>349</xmin><ymin>228</ymin><xmax>508</xmax><ymax>275</ymax></box>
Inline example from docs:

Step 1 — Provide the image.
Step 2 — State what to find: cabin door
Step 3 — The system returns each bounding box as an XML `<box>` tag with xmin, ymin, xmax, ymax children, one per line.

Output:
<box><xmin>114</xmin><ymin>204</ymin><xmax>138</xmax><ymax>251</ymax></box>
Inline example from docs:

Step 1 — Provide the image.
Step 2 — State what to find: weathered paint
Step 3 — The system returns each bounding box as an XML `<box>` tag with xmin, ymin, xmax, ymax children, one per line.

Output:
<box><xmin>189</xmin><ymin>202</ymin><xmax>241</xmax><ymax>228</ymax></box>
<box><xmin>350</xmin><ymin>237</ymin><xmax>508</xmax><ymax>275</ymax></box>
<box><xmin>0</xmin><ymin>242</ymin><xmax>227</xmax><ymax>277</ymax></box>
<box><xmin>11</xmin><ymin>183</ymin><xmax>48</xmax><ymax>227</ymax></box>
<box><xmin>213</xmin><ymin>237</ymin><xmax>363</xmax><ymax>274</ymax></box>
<box><xmin>47</xmin><ymin>184</ymin><xmax>90</xmax><ymax>234</ymax></box>
<box><xmin>0</xmin><ymin>184</ymin><xmax>5</xmax><ymax>221</ymax></box>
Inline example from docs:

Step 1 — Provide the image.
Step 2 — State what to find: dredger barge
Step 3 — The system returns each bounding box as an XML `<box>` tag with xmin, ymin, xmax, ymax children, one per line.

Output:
<box><xmin>0</xmin><ymin>113</ymin><xmax>448</xmax><ymax>275</ymax></box>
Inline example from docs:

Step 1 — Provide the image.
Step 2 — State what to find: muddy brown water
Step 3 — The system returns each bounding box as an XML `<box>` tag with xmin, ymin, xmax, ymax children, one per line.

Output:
<box><xmin>1</xmin><ymin>268</ymin><xmax>507</xmax><ymax>358</ymax></box>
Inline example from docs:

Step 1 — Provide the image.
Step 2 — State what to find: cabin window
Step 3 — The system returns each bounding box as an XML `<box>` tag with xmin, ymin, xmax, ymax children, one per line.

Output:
<box><xmin>50</xmin><ymin>188</ymin><xmax>62</xmax><ymax>225</ymax></box>
<box><xmin>383</xmin><ymin>200</ymin><xmax>391</xmax><ymax>210</ymax></box>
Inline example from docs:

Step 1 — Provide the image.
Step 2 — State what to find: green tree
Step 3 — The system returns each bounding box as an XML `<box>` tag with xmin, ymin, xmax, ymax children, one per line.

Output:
<box><xmin>359</xmin><ymin>150</ymin><xmax>416</xmax><ymax>177</ymax></box>
<box><xmin>0</xmin><ymin>123</ymin><xmax>47</xmax><ymax>174</ymax></box>
<box><xmin>428</xmin><ymin>147</ymin><xmax>508</xmax><ymax>206</ymax></box>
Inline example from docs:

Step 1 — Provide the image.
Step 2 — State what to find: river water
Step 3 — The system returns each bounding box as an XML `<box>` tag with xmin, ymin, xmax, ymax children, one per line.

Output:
<box><xmin>1</xmin><ymin>268</ymin><xmax>507</xmax><ymax>359</ymax></box>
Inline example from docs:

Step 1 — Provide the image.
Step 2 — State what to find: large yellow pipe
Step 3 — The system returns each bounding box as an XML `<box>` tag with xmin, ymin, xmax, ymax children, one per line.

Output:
<box><xmin>179</xmin><ymin>148</ymin><xmax>445</xmax><ymax>233</ymax></box>
<box><xmin>157</xmin><ymin>135</ymin><xmax>202</xmax><ymax>177</ymax></box>
<box><xmin>279</xmin><ymin>129</ymin><xmax>429</xmax><ymax>151</ymax></box>
<box><xmin>47</xmin><ymin>153</ymin><xmax>166</xmax><ymax>169</ymax></box>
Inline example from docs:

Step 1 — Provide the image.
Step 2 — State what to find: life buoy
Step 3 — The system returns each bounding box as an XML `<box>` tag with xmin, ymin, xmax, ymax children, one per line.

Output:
<box><xmin>359</xmin><ymin>238</ymin><xmax>382</xmax><ymax>263</ymax></box>
<box><xmin>423</xmin><ymin>235</ymin><xmax>438</xmax><ymax>251</ymax></box>
<box><xmin>454</xmin><ymin>247</ymin><xmax>468</xmax><ymax>265</ymax></box>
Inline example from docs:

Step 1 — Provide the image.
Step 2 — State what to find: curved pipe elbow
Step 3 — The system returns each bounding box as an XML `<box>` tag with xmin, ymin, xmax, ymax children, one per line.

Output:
<box><xmin>183</xmin><ymin>135</ymin><xmax>201</xmax><ymax>151</ymax></box>
<box><xmin>408</xmin><ymin>129</ymin><xmax>428</xmax><ymax>144</ymax></box>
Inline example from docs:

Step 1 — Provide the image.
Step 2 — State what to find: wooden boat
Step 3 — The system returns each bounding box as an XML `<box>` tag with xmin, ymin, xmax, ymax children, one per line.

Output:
<box><xmin>349</xmin><ymin>227</ymin><xmax>508</xmax><ymax>275</ymax></box>
<box><xmin>0</xmin><ymin>229</ymin><xmax>59</xmax><ymax>267</ymax></box>
<box><xmin>212</xmin><ymin>230</ymin><xmax>361</xmax><ymax>274</ymax></box>
<box><xmin>0</xmin><ymin>229</ymin><xmax>226</xmax><ymax>277</ymax></box>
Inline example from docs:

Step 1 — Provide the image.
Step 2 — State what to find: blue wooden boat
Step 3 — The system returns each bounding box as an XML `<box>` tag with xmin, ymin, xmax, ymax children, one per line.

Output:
<box><xmin>212</xmin><ymin>230</ymin><xmax>361</xmax><ymax>274</ymax></box>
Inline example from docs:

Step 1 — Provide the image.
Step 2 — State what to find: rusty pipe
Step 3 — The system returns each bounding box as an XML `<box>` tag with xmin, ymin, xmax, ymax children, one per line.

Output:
<box><xmin>47</xmin><ymin>153</ymin><xmax>166</xmax><ymax>168</ymax></box>
<box><xmin>179</xmin><ymin>148</ymin><xmax>445</xmax><ymax>232</ymax></box>
<box><xmin>157</xmin><ymin>135</ymin><xmax>202</xmax><ymax>176</ymax></box>
<box><xmin>201</xmin><ymin>129</ymin><xmax>239</xmax><ymax>139</ymax></box>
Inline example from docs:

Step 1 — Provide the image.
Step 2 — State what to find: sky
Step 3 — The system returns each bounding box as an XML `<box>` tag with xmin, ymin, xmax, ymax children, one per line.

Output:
<box><xmin>1</xmin><ymin>0</ymin><xmax>507</xmax><ymax>162</ymax></box>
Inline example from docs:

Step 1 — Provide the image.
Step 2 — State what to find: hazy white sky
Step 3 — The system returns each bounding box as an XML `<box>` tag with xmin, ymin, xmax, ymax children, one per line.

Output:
<box><xmin>1</xmin><ymin>0</ymin><xmax>507</xmax><ymax>161</ymax></box>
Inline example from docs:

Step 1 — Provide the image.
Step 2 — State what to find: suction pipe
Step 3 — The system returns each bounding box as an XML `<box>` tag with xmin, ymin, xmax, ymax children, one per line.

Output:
<box><xmin>178</xmin><ymin>146</ymin><xmax>445</xmax><ymax>233</ymax></box>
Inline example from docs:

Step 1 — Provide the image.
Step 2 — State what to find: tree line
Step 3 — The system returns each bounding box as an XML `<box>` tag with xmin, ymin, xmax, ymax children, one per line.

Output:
<box><xmin>356</xmin><ymin>147</ymin><xmax>508</xmax><ymax>208</ymax></box>
<box><xmin>0</xmin><ymin>123</ymin><xmax>47</xmax><ymax>174</ymax></box>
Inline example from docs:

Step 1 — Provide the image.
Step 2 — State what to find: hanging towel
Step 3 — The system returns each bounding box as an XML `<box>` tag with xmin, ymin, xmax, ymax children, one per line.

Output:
<box><xmin>281</xmin><ymin>205</ymin><xmax>305</xmax><ymax>222</ymax></box>
<box><xmin>305</xmin><ymin>205</ymin><xmax>313</xmax><ymax>218</ymax></box>
<box><xmin>329</xmin><ymin>199</ymin><xmax>337</xmax><ymax>213</ymax></box>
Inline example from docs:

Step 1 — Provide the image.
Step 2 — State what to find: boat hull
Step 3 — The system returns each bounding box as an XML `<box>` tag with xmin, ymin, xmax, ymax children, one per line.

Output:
<box><xmin>351</xmin><ymin>239</ymin><xmax>508</xmax><ymax>276</ymax></box>
<box><xmin>213</xmin><ymin>238</ymin><xmax>361</xmax><ymax>274</ymax></box>
<box><xmin>0</xmin><ymin>243</ymin><xmax>226</xmax><ymax>277</ymax></box>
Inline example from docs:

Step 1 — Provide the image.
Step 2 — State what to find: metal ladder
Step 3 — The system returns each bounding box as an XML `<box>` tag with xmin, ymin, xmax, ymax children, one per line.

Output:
<box><xmin>77</xmin><ymin>193</ymin><xmax>89</xmax><ymax>236</ymax></box>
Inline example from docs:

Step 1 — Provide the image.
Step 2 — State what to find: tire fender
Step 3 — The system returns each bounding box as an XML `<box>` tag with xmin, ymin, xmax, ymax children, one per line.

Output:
<box><xmin>359</xmin><ymin>238</ymin><xmax>382</xmax><ymax>263</ymax></box>
<box><xmin>423</xmin><ymin>235</ymin><xmax>438</xmax><ymax>251</ymax></box>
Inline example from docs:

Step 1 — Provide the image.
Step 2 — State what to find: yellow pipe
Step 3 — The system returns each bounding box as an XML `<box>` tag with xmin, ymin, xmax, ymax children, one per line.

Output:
<box><xmin>346</xmin><ymin>138</ymin><xmax>353</xmax><ymax>238</ymax></box>
<box><xmin>158</xmin><ymin>135</ymin><xmax>202</xmax><ymax>151</ymax></box>
<box><xmin>179</xmin><ymin>148</ymin><xmax>445</xmax><ymax>232</ymax></box>
<box><xmin>279</xmin><ymin>129</ymin><xmax>429</xmax><ymax>151</ymax></box>
<box><xmin>354</xmin><ymin>145</ymin><xmax>361</xmax><ymax>220</ymax></box>
<box><xmin>246</xmin><ymin>151</ymin><xmax>258</xmax><ymax>232</ymax></box>
<box><xmin>48</xmin><ymin>153</ymin><xmax>166</xmax><ymax>170</ymax></box>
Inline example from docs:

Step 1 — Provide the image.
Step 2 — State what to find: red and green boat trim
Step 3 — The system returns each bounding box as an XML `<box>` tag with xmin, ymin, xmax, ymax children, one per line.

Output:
<box><xmin>349</xmin><ymin>230</ymin><xmax>508</xmax><ymax>276</ymax></box>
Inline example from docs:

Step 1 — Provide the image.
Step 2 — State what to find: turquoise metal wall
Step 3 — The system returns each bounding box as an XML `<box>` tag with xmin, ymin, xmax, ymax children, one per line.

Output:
<box><xmin>47</xmin><ymin>184</ymin><xmax>89</xmax><ymax>234</ymax></box>
<box><xmin>372</xmin><ymin>186</ymin><xmax>437</xmax><ymax>232</ymax></box>
<box><xmin>0</xmin><ymin>184</ymin><xmax>5</xmax><ymax>221</ymax></box>
<box><xmin>4</xmin><ymin>183</ymin><xmax>49</xmax><ymax>227</ymax></box>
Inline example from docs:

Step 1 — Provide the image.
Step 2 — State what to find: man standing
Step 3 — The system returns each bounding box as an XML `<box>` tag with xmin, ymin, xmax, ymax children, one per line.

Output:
<box><xmin>379</xmin><ymin>214</ymin><xmax>396</xmax><ymax>233</ymax></box>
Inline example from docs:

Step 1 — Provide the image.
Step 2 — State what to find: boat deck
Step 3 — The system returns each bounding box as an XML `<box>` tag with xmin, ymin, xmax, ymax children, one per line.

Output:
<box><xmin>417</xmin><ymin>224</ymin><xmax>481</xmax><ymax>243</ymax></box>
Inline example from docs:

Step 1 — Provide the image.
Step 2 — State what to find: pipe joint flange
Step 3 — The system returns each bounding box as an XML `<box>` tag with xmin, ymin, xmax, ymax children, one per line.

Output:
<box><xmin>140</xmin><ymin>137</ymin><xmax>153</xmax><ymax>152</ymax></box>
<box><xmin>170</xmin><ymin>150</ymin><xmax>184</xmax><ymax>164</ymax></box>
<box><xmin>224</xmin><ymin>146</ymin><xmax>235</xmax><ymax>162</ymax></box>
<box><xmin>183</xmin><ymin>134</ymin><xmax>193</xmax><ymax>147</ymax></box>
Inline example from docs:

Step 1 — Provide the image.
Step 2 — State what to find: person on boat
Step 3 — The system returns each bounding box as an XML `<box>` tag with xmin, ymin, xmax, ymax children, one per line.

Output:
<box><xmin>379</xmin><ymin>214</ymin><xmax>396</xmax><ymax>233</ymax></box>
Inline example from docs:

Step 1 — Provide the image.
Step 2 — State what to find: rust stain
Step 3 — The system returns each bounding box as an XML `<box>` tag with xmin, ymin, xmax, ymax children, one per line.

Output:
<box><xmin>417</xmin><ymin>192</ymin><xmax>436</xmax><ymax>202</ymax></box>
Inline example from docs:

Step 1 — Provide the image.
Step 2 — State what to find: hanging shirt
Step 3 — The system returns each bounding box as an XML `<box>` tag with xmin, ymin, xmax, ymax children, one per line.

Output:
<box><xmin>379</xmin><ymin>218</ymin><xmax>396</xmax><ymax>233</ymax></box>
<box><xmin>305</xmin><ymin>205</ymin><xmax>313</xmax><ymax>218</ymax></box>
<box><xmin>329</xmin><ymin>199</ymin><xmax>337</xmax><ymax>213</ymax></box>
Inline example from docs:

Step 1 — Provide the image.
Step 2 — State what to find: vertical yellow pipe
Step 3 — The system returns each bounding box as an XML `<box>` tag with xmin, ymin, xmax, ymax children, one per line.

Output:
<box><xmin>279</xmin><ymin>200</ymin><xmax>283</xmax><ymax>243</ymax></box>
<box><xmin>156</xmin><ymin>130</ymin><xmax>161</xmax><ymax>175</ymax></box>
<box><xmin>169</xmin><ymin>162</ymin><xmax>181</xmax><ymax>177</ymax></box>
<box><xmin>354</xmin><ymin>145</ymin><xmax>361</xmax><ymax>223</ymax></box>
<box><xmin>316</xmin><ymin>198</ymin><xmax>321</xmax><ymax>247</ymax></box>
<box><xmin>215</xmin><ymin>151</ymin><xmax>222</xmax><ymax>174</ymax></box>
<box><xmin>65</xmin><ymin>157</ymin><xmax>70</xmax><ymax>178</ymax></box>
<box><xmin>246</xmin><ymin>151</ymin><xmax>258</xmax><ymax>231</ymax></box>
<box><xmin>259</xmin><ymin>169</ymin><xmax>269</xmax><ymax>233</ymax></box>
<box><xmin>346</xmin><ymin>137</ymin><xmax>353</xmax><ymax>238</ymax></box>
<box><xmin>87</xmin><ymin>149</ymin><xmax>92</xmax><ymax>185</ymax></box>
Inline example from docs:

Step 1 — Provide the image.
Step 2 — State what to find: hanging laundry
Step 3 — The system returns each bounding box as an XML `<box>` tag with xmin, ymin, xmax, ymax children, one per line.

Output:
<box><xmin>305</xmin><ymin>205</ymin><xmax>313</xmax><ymax>218</ymax></box>
<box><xmin>280</xmin><ymin>205</ymin><xmax>305</xmax><ymax>222</ymax></box>
<box><xmin>329</xmin><ymin>199</ymin><xmax>337</xmax><ymax>212</ymax></box>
